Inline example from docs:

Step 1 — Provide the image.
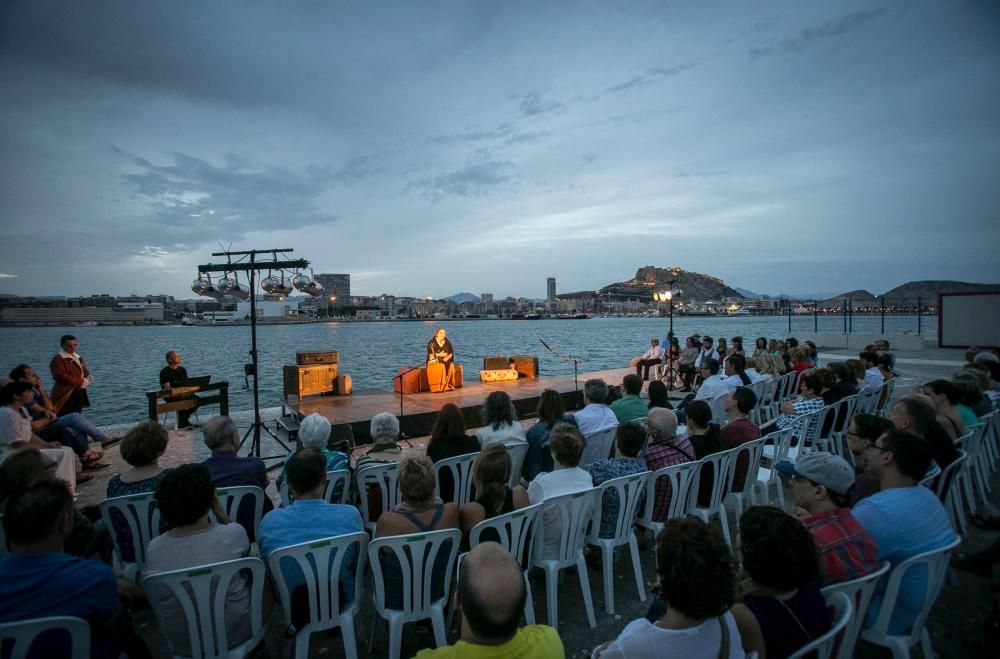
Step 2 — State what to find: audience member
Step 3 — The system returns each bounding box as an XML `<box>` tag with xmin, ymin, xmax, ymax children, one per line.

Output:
<box><xmin>588</xmin><ymin>421</ymin><xmax>648</xmax><ymax>538</ymax></box>
<box><xmin>475</xmin><ymin>391</ymin><xmax>527</xmax><ymax>447</ymax></box>
<box><xmin>355</xmin><ymin>411</ymin><xmax>409</xmax><ymax>470</ymax></box>
<box><xmin>888</xmin><ymin>394</ymin><xmax>959</xmax><ymax>469</ymax></box>
<box><xmin>852</xmin><ymin>429</ymin><xmax>957</xmax><ymax>634</ymax></box>
<box><xmin>594</xmin><ymin>519</ymin><xmax>742</xmax><ymax>659</ymax></box>
<box><xmin>426</xmin><ymin>403</ymin><xmax>482</xmax><ymax>503</ymax></box>
<box><xmin>201</xmin><ymin>415</ymin><xmax>269</xmax><ymax>488</ymax></box>
<box><xmin>416</xmin><ymin>542</ymin><xmax>564</xmax><ymax>658</ymax></box>
<box><xmin>646</xmin><ymin>380</ymin><xmax>673</xmax><ymax>411</ymax></box>
<box><xmin>955</xmin><ymin>368</ymin><xmax>994</xmax><ymax>416</ymax></box>
<box><xmin>752</xmin><ymin>337</ymin><xmax>768</xmax><ymax>360</ymax></box>
<box><xmin>789</xmin><ymin>347</ymin><xmax>811</xmax><ymax>374</ymax></box>
<box><xmin>375</xmin><ymin>455</ymin><xmax>461</xmax><ymax>608</ymax></box>
<box><xmin>158</xmin><ymin>351</ymin><xmax>199</xmax><ymax>430</ymax></box>
<box><xmin>828</xmin><ymin>361</ymin><xmax>859</xmax><ymax>400</ymax></box>
<box><xmin>860</xmin><ymin>351</ymin><xmax>884</xmax><ymax>394</ymax></box>
<box><xmin>766</xmin><ymin>372</ymin><xmax>826</xmax><ymax>439</ymax></box>
<box><xmin>950</xmin><ymin>379</ymin><xmax>982</xmax><ymax>429</ymax></box>
<box><xmin>0</xmin><ymin>381</ymin><xmax>77</xmax><ymax>493</ymax></box>
<box><xmin>731</xmin><ymin>506</ymin><xmax>830</xmax><ymax>659</ymax></box>
<box><xmin>693</xmin><ymin>358</ymin><xmax>727</xmax><ymax>403</ymax></box>
<box><xmin>845</xmin><ymin>414</ymin><xmax>894</xmax><ymax>505</ymax></box>
<box><xmin>678</xmin><ymin>337</ymin><xmax>700</xmax><ymax>391</ymax></box>
<box><xmin>572</xmin><ymin>379</ymin><xmax>619</xmax><ymax>437</ymax></box>
<box><xmin>920</xmin><ymin>380</ymin><xmax>965</xmax><ymax>440</ymax></box>
<box><xmin>779</xmin><ymin>452</ymin><xmax>880</xmax><ymax>585</ymax></box>
<box><xmin>275</xmin><ymin>412</ymin><xmax>349</xmax><ymax>493</ymax></box>
<box><xmin>259</xmin><ymin>449</ymin><xmax>364</xmax><ymax>626</ymax></box>
<box><xmin>685</xmin><ymin>400</ymin><xmax>722</xmax><ymax>459</ymax></box>
<box><xmin>524</xmin><ymin>389</ymin><xmax>576</xmax><ymax>481</ymax></box>
<box><xmin>146</xmin><ymin>464</ymin><xmax>253</xmax><ymax>656</ymax></box>
<box><xmin>633</xmin><ymin>338</ymin><xmax>665</xmax><ymax>381</ymax></box>
<box><xmin>693</xmin><ymin>336</ymin><xmax>719</xmax><ymax>370</ymax></box>
<box><xmin>49</xmin><ymin>334</ymin><xmax>94</xmax><ymax>416</ymax></box>
<box><xmin>610</xmin><ymin>374</ymin><xmax>647</xmax><ymax>422</ymax></box>
<box><xmin>0</xmin><ymin>480</ymin><xmax>150</xmax><ymax>659</ymax></box>
<box><xmin>459</xmin><ymin>443</ymin><xmax>530</xmax><ymax>540</ymax></box>
<box><xmin>720</xmin><ymin>387</ymin><xmax>759</xmax><ymax>449</ymax></box>
<box><xmin>643</xmin><ymin>408</ymin><xmax>695</xmax><ymax>522</ymax></box>
<box><xmin>527</xmin><ymin>423</ymin><xmax>594</xmax><ymax>559</ymax></box>
<box><xmin>722</xmin><ymin>354</ymin><xmax>752</xmax><ymax>390</ymax></box>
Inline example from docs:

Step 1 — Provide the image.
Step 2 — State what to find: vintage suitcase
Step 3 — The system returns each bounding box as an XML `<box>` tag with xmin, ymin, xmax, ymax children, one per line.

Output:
<box><xmin>479</xmin><ymin>368</ymin><xmax>520</xmax><ymax>382</ymax></box>
<box><xmin>393</xmin><ymin>367</ymin><xmax>421</xmax><ymax>394</ymax></box>
<box><xmin>335</xmin><ymin>374</ymin><xmax>352</xmax><ymax>395</ymax></box>
<box><xmin>283</xmin><ymin>364</ymin><xmax>338</xmax><ymax>400</ymax></box>
<box><xmin>509</xmin><ymin>354</ymin><xmax>539</xmax><ymax>378</ymax></box>
<box><xmin>296</xmin><ymin>351</ymin><xmax>340</xmax><ymax>365</ymax></box>
<box><xmin>483</xmin><ymin>355</ymin><xmax>510</xmax><ymax>370</ymax></box>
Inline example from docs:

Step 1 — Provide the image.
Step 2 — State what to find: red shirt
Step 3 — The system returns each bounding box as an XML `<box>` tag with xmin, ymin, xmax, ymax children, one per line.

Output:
<box><xmin>802</xmin><ymin>507</ymin><xmax>880</xmax><ymax>585</ymax></box>
<box><xmin>721</xmin><ymin>418</ymin><xmax>761</xmax><ymax>491</ymax></box>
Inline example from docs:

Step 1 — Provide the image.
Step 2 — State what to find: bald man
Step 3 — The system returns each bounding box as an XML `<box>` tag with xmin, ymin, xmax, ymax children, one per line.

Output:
<box><xmin>415</xmin><ymin>542</ymin><xmax>565</xmax><ymax>658</ymax></box>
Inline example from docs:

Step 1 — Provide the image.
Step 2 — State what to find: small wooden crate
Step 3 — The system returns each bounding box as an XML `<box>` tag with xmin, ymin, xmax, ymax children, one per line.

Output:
<box><xmin>283</xmin><ymin>364</ymin><xmax>338</xmax><ymax>400</ymax></box>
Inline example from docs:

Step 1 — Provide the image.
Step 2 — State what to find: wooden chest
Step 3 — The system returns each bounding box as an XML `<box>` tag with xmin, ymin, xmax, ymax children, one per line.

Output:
<box><xmin>509</xmin><ymin>354</ymin><xmax>539</xmax><ymax>378</ymax></box>
<box><xmin>283</xmin><ymin>364</ymin><xmax>338</xmax><ymax>400</ymax></box>
<box><xmin>479</xmin><ymin>368</ymin><xmax>519</xmax><ymax>382</ymax></box>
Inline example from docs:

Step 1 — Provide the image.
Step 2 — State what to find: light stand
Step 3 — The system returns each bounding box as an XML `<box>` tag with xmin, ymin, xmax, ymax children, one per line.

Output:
<box><xmin>198</xmin><ymin>248</ymin><xmax>309</xmax><ymax>461</ymax></box>
<box><xmin>655</xmin><ymin>281</ymin><xmax>680</xmax><ymax>391</ymax></box>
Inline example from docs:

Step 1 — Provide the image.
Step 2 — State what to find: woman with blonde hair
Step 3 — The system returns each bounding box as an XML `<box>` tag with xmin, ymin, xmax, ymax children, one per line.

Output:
<box><xmin>459</xmin><ymin>443</ymin><xmax>529</xmax><ymax>538</ymax></box>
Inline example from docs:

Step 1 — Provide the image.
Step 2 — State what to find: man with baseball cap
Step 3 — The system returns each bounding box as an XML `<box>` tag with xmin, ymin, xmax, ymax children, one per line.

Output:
<box><xmin>777</xmin><ymin>452</ymin><xmax>880</xmax><ymax>585</ymax></box>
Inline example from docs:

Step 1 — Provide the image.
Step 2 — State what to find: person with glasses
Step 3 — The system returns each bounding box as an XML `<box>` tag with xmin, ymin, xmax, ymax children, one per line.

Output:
<box><xmin>852</xmin><ymin>429</ymin><xmax>957</xmax><ymax>635</ymax></box>
<box><xmin>844</xmin><ymin>414</ymin><xmax>893</xmax><ymax>505</ymax></box>
<box><xmin>777</xmin><ymin>452</ymin><xmax>879</xmax><ymax>585</ymax></box>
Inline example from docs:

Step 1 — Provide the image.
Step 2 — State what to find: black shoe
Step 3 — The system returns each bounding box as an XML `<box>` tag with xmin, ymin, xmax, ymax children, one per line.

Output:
<box><xmin>178</xmin><ymin>424</ymin><xmax>197</xmax><ymax>431</ymax></box>
<box><xmin>100</xmin><ymin>436</ymin><xmax>123</xmax><ymax>450</ymax></box>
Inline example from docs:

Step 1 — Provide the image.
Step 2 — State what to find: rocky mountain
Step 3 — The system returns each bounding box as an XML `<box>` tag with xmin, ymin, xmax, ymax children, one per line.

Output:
<box><xmin>444</xmin><ymin>292</ymin><xmax>480</xmax><ymax>303</ymax></box>
<box><xmin>880</xmin><ymin>280</ymin><xmax>999</xmax><ymax>307</ymax></box>
<box><xmin>819</xmin><ymin>289</ymin><xmax>877</xmax><ymax>307</ymax></box>
<box><xmin>600</xmin><ymin>266</ymin><xmax>746</xmax><ymax>301</ymax></box>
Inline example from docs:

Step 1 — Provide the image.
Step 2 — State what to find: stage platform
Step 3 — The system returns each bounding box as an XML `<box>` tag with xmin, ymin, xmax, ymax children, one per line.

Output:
<box><xmin>281</xmin><ymin>366</ymin><xmax>681</xmax><ymax>443</ymax></box>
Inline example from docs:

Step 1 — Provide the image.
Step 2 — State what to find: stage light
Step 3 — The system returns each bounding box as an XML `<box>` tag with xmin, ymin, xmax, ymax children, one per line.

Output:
<box><xmin>191</xmin><ymin>274</ymin><xmax>224</xmax><ymax>300</ymax></box>
<box><xmin>292</xmin><ymin>273</ymin><xmax>325</xmax><ymax>297</ymax></box>
<box><xmin>261</xmin><ymin>273</ymin><xmax>293</xmax><ymax>296</ymax></box>
<box><xmin>217</xmin><ymin>274</ymin><xmax>251</xmax><ymax>300</ymax></box>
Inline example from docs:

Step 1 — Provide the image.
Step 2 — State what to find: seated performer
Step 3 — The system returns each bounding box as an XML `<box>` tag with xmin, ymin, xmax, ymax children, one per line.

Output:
<box><xmin>426</xmin><ymin>327</ymin><xmax>456</xmax><ymax>392</ymax></box>
<box><xmin>159</xmin><ymin>351</ymin><xmax>199</xmax><ymax>430</ymax></box>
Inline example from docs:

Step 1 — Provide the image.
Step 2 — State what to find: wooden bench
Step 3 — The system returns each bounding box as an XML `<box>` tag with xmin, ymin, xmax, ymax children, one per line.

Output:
<box><xmin>146</xmin><ymin>381</ymin><xmax>229</xmax><ymax>422</ymax></box>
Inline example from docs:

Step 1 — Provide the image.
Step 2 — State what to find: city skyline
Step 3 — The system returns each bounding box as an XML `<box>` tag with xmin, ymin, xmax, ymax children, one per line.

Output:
<box><xmin>2</xmin><ymin>1</ymin><xmax>999</xmax><ymax>300</ymax></box>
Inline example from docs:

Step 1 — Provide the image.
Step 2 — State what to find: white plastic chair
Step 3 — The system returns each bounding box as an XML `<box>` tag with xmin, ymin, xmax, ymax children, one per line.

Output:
<box><xmin>709</xmin><ymin>391</ymin><xmax>730</xmax><ymax>426</ymax></box>
<box><xmin>0</xmin><ymin>616</ymin><xmax>90</xmax><ymax>659</ymax></box>
<box><xmin>99</xmin><ymin>492</ymin><xmax>161</xmax><ymax>581</ymax></box>
<box><xmin>821</xmin><ymin>562</ymin><xmax>890</xmax><ymax>659</ymax></box>
<box><xmin>279</xmin><ymin>469</ymin><xmax>351</xmax><ymax>507</ymax></box>
<box><xmin>756</xmin><ymin>428</ymin><xmax>795</xmax><ymax>508</ymax></box>
<box><xmin>689</xmin><ymin>448</ymin><xmax>738</xmax><ymax>545</ymax></box>
<box><xmin>825</xmin><ymin>395</ymin><xmax>860</xmax><ymax>463</ymax></box>
<box><xmin>504</xmin><ymin>441</ymin><xmax>529</xmax><ymax>490</ymax></box>
<box><xmin>267</xmin><ymin>532</ymin><xmax>368</xmax><ymax>659</ymax></box>
<box><xmin>212</xmin><ymin>486</ymin><xmax>265</xmax><ymax>544</ymax></box>
<box><xmin>355</xmin><ymin>462</ymin><xmax>401</xmax><ymax>534</ymax></box>
<box><xmin>531</xmin><ymin>488</ymin><xmax>600</xmax><ymax>630</ymax></box>
<box><xmin>860</xmin><ymin>537</ymin><xmax>961</xmax><ymax>659</ymax></box>
<box><xmin>635</xmin><ymin>461</ymin><xmax>699</xmax><ymax>537</ymax></box>
<box><xmin>142</xmin><ymin>556</ymin><xmax>267</xmax><ymax>659</ymax></box>
<box><xmin>468</xmin><ymin>503</ymin><xmax>542</xmax><ymax>625</ymax></box>
<box><xmin>918</xmin><ymin>462</ymin><xmax>941</xmax><ymax>489</ymax></box>
<box><xmin>936</xmin><ymin>450</ymin><xmax>969</xmax><ymax>534</ymax></box>
<box><xmin>432</xmin><ymin>452</ymin><xmax>478</xmax><ymax>506</ymax></box>
<box><xmin>874</xmin><ymin>379</ymin><xmax>896</xmax><ymax>418</ymax></box>
<box><xmin>724</xmin><ymin>436</ymin><xmax>767</xmax><ymax>522</ymax></box>
<box><xmin>788</xmin><ymin>590</ymin><xmax>853</xmax><ymax>659</ymax></box>
<box><xmin>579</xmin><ymin>427</ymin><xmax>617</xmax><ymax>469</ymax></box>
<box><xmin>586</xmin><ymin>472</ymin><xmax>650</xmax><ymax>614</ymax></box>
<box><xmin>368</xmin><ymin>528</ymin><xmax>461</xmax><ymax>659</ymax></box>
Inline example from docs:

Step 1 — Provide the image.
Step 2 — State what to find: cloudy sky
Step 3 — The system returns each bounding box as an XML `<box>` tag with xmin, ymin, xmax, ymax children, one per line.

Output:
<box><xmin>1</xmin><ymin>1</ymin><xmax>998</xmax><ymax>300</ymax></box>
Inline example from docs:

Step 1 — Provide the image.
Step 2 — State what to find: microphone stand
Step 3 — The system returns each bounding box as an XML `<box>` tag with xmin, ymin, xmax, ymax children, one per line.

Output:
<box><xmin>391</xmin><ymin>366</ymin><xmax>421</xmax><ymax>447</ymax></box>
<box><xmin>539</xmin><ymin>339</ymin><xmax>584</xmax><ymax>408</ymax></box>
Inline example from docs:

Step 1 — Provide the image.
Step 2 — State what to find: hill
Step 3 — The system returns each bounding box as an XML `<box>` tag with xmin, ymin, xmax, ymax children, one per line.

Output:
<box><xmin>880</xmin><ymin>280</ymin><xmax>999</xmax><ymax>306</ymax></box>
<box><xmin>444</xmin><ymin>292</ymin><xmax>480</xmax><ymax>303</ymax></box>
<box><xmin>600</xmin><ymin>266</ymin><xmax>745</xmax><ymax>301</ymax></box>
<box><xmin>820</xmin><ymin>289</ymin><xmax>877</xmax><ymax>307</ymax></box>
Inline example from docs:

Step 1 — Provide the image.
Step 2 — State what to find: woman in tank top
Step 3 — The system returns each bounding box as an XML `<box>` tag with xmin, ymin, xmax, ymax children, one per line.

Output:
<box><xmin>459</xmin><ymin>443</ymin><xmax>529</xmax><ymax>545</ymax></box>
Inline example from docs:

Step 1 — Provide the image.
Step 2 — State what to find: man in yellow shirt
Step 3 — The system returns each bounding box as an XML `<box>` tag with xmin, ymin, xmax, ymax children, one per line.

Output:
<box><xmin>416</xmin><ymin>542</ymin><xmax>564</xmax><ymax>658</ymax></box>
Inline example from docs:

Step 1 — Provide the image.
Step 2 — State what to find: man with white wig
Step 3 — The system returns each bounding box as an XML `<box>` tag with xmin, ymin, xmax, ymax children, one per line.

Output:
<box><xmin>275</xmin><ymin>412</ymin><xmax>349</xmax><ymax>491</ymax></box>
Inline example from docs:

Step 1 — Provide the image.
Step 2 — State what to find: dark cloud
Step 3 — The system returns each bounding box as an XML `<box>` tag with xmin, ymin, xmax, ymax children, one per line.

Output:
<box><xmin>751</xmin><ymin>8</ymin><xmax>888</xmax><ymax>58</ymax></box>
<box><xmin>408</xmin><ymin>157</ymin><xmax>515</xmax><ymax>202</ymax></box>
<box><xmin>605</xmin><ymin>60</ymin><xmax>701</xmax><ymax>94</ymax></box>
<box><xmin>429</xmin><ymin>123</ymin><xmax>514</xmax><ymax>145</ymax></box>
<box><xmin>505</xmin><ymin>130</ymin><xmax>551</xmax><ymax>145</ymax></box>
<box><xmin>516</xmin><ymin>90</ymin><xmax>565</xmax><ymax>118</ymax></box>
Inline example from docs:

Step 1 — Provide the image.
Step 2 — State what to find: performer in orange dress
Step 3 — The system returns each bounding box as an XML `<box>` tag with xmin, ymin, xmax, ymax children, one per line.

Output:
<box><xmin>426</xmin><ymin>328</ymin><xmax>456</xmax><ymax>392</ymax></box>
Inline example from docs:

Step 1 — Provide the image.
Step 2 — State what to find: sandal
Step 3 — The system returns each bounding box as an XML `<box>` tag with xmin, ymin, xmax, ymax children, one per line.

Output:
<box><xmin>82</xmin><ymin>450</ymin><xmax>105</xmax><ymax>464</ymax></box>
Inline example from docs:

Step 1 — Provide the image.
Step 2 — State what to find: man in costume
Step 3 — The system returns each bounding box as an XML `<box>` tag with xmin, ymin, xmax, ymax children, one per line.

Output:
<box><xmin>426</xmin><ymin>328</ymin><xmax>456</xmax><ymax>392</ymax></box>
<box><xmin>49</xmin><ymin>335</ymin><xmax>93</xmax><ymax>416</ymax></box>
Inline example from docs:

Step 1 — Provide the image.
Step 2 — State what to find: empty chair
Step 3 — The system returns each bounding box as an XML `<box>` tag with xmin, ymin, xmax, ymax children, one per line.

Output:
<box><xmin>142</xmin><ymin>556</ymin><xmax>267</xmax><ymax>659</ymax></box>
<box><xmin>279</xmin><ymin>469</ymin><xmax>351</xmax><ymax>507</ymax></box>
<box><xmin>788</xmin><ymin>591</ymin><xmax>853</xmax><ymax>659</ymax></box>
<box><xmin>98</xmin><ymin>493</ymin><xmax>161</xmax><ymax>581</ymax></box>
<box><xmin>432</xmin><ymin>452</ymin><xmax>478</xmax><ymax>506</ymax></box>
<box><xmin>635</xmin><ymin>461</ymin><xmax>699</xmax><ymax>538</ymax></box>
<box><xmin>504</xmin><ymin>441</ymin><xmax>529</xmax><ymax>490</ymax></box>
<box><xmin>468</xmin><ymin>503</ymin><xmax>542</xmax><ymax>625</ymax></box>
<box><xmin>267</xmin><ymin>532</ymin><xmax>368</xmax><ymax>659</ymax></box>
<box><xmin>368</xmin><ymin>528</ymin><xmax>461</xmax><ymax>659</ymax></box>
<box><xmin>579</xmin><ymin>427</ymin><xmax>617</xmax><ymax>469</ymax></box>
<box><xmin>212</xmin><ymin>485</ymin><xmax>266</xmax><ymax>544</ymax></box>
<box><xmin>531</xmin><ymin>488</ymin><xmax>600</xmax><ymax>630</ymax></box>
<box><xmin>860</xmin><ymin>537</ymin><xmax>961</xmax><ymax>659</ymax></box>
<box><xmin>0</xmin><ymin>616</ymin><xmax>90</xmax><ymax>659</ymax></box>
<box><xmin>355</xmin><ymin>462</ymin><xmax>401</xmax><ymax>534</ymax></box>
<box><xmin>586</xmin><ymin>472</ymin><xmax>650</xmax><ymax>615</ymax></box>
<box><xmin>821</xmin><ymin>562</ymin><xmax>890</xmax><ymax>659</ymax></box>
<box><xmin>724</xmin><ymin>436</ymin><xmax>767</xmax><ymax>522</ymax></box>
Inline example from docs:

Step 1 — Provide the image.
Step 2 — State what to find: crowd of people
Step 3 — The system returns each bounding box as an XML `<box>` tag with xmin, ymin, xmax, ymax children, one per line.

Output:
<box><xmin>1</xmin><ymin>333</ymin><xmax>998</xmax><ymax>658</ymax></box>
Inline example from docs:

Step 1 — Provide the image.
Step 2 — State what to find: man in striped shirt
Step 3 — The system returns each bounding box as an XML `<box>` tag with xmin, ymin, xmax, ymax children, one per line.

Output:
<box><xmin>642</xmin><ymin>408</ymin><xmax>695</xmax><ymax>522</ymax></box>
<box><xmin>779</xmin><ymin>452</ymin><xmax>880</xmax><ymax>585</ymax></box>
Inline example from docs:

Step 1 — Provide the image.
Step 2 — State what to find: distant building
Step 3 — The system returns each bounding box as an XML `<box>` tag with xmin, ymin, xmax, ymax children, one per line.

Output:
<box><xmin>1</xmin><ymin>304</ymin><xmax>164</xmax><ymax>325</ymax></box>
<box><xmin>480</xmin><ymin>293</ymin><xmax>493</xmax><ymax>304</ymax></box>
<box><xmin>315</xmin><ymin>273</ymin><xmax>350</xmax><ymax>307</ymax></box>
<box><xmin>547</xmin><ymin>277</ymin><xmax>556</xmax><ymax>303</ymax></box>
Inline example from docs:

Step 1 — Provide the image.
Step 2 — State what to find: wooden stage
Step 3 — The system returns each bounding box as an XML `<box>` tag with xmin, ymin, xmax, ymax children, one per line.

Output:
<box><xmin>281</xmin><ymin>366</ymin><xmax>673</xmax><ymax>444</ymax></box>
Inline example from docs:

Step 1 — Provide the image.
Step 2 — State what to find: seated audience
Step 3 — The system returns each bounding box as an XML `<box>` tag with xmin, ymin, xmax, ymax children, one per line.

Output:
<box><xmin>0</xmin><ymin>380</ymin><xmax>77</xmax><ymax>494</ymax></box>
<box><xmin>722</xmin><ymin>354</ymin><xmax>752</xmax><ymax>390</ymax></box>
<box><xmin>572</xmin><ymin>379</ymin><xmax>619</xmax><ymax>437</ymax></box>
<box><xmin>694</xmin><ymin>336</ymin><xmax>720</xmax><ymax>370</ymax></box>
<box><xmin>145</xmin><ymin>464</ymin><xmax>252</xmax><ymax>656</ymax></box>
<box><xmin>852</xmin><ymin>429</ymin><xmax>957</xmax><ymax>634</ymax></box>
<box><xmin>768</xmin><ymin>372</ymin><xmax>826</xmax><ymax>439</ymax></box>
<box><xmin>475</xmin><ymin>391</ymin><xmax>527</xmax><ymax>447</ymax></box>
<box><xmin>460</xmin><ymin>443</ymin><xmax>530</xmax><ymax>541</ymax></box>
<box><xmin>752</xmin><ymin>337</ymin><xmax>768</xmax><ymax>360</ymax></box>
<box><xmin>789</xmin><ymin>347</ymin><xmax>811</xmax><ymax>374</ymax></box>
<box><xmin>720</xmin><ymin>387</ymin><xmax>759</xmax><ymax>449</ymax></box>
<box><xmin>845</xmin><ymin>414</ymin><xmax>894</xmax><ymax>505</ymax></box>
<box><xmin>527</xmin><ymin>423</ymin><xmax>594</xmax><ymax>559</ymax></box>
<box><xmin>860</xmin><ymin>351</ymin><xmax>884</xmax><ymax>394</ymax></box>
<box><xmin>888</xmin><ymin>394</ymin><xmax>959</xmax><ymax>469</ymax></box>
<box><xmin>426</xmin><ymin>403</ymin><xmax>482</xmax><ymax>503</ymax></box>
<box><xmin>375</xmin><ymin>455</ymin><xmax>461</xmax><ymax>608</ymax></box>
<box><xmin>259</xmin><ymin>449</ymin><xmax>364</xmax><ymax>625</ymax></box>
<box><xmin>610</xmin><ymin>374</ymin><xmax>648</xmax><ymax>422</ymax></box>
<box><xmin>0</xmin><ymin>480</ymin><xmax>150</xmax><ymax>659</ymax></box>
<box><xmin>524</xmin><ymin>389</ymin><xmax>577</xmax><ymax>481</ymax></box>
<box><xmin>633</xmin><ymin>338</ymin><xmax>664</xmax><ymax>381</ymax></box>
<box><xmin>828</xmin><ymin>361</ymin><xmax>858</xmax><ymax>399</ymax></box>
<box><xmin>921</xmin><ymin>380</ymin><xmax>965</xmax><ymax>440</ymax></box>
<box><xmin>731</xmin><ymin>506</ymin><xmax>830</xmax><ymax>659</ymax></box>
<box><xmin>643</xmin><ymin>408</ymin><xmax>695</xmax><ymax>522</ymax></box>
<box><xmin>588</xmin><ymin>421</ymin><xmax>648</xmax><ymax>538</ymax></box>
<box><xmin>646</xmin><ymin>380</ymin><xmax>673</xmax><ymax>411</ymax></box>
<box><xmin>685</xmin><ymin>400</ymin><xmax>722</xmax><ymax>459</ymax></box>
<box><xmin>693</xmin><ymin>358</ymin><xmax>727</xmax><ymax>403</ymax></box>
<box><xmin>779</xmin><ymin>452</ymin><xmax>880</xmax><ymax>585</ymax></box>
<box><xmin>275</xmin><ymin>412</ymin><xmax>349</xmax><ymax>492</ymax></box>
<box><xmin>951</xmin><ymin>378</ymin><xmax>983</xmax><ymax>428</ymax></box>
<box><xmin>594</xmin><ymin>519</ymin><xmax>741</xmax><ymax>659</ymax></box>
<box><xmin>201</xmin><ymin>415</ymin><xmax>269</xmax><ymax>489</ymax></box>
<box><xmin>678</xmin><ymin>336</ymin><xmax>700</xmax><ymax>391</ymax></box>
<box><xmin>355</xmin><ymin>411</ymin><xmax>411</xmax><ymax>471</ymax></box>
<box><xmin>955</xmin><ymin>368</ymin><xmax>994</xmax><ymax>416</ymax></box>
<box><xmin>416</xmin><ymin>542</ymin><xmax>564</xmax><ymax>658</ymax></box>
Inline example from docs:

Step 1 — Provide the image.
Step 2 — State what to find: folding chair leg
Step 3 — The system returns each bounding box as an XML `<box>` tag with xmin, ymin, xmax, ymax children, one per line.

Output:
<box><xmin>430</xmin><ymin>608</ymin><xmax>448</xmax><ymax>648</ymax></box>
<box><xmin>575</xmin><ymin>556</ymin><xmax>597</xmax><ymax>628</ymax></box>
<box><xmin>387</xmin><ymin>615</ymin><xmax>403</xmax><ymax>659</ymax></box>
<box><xmin>628</xmin><ymin>535</ymin><xmax>646</xmax><ymax>604</ymax></box>
<box><xmin>600</xmin><ymin>542</ymin><xmax>616</xmax><ymax>615</ymax></box>
<box><xmin>340</xmin><ymin>612</ymin><xmax>359</xmax><ymax>659</ymax></box>
<box><xmin>545</xmin><ymin>565</ymin><xmax>560</xmax><ymax>629</ymax></box>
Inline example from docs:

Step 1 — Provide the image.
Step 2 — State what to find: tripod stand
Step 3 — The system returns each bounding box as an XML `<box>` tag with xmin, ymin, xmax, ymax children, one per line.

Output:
<box><xmin>539</xmin><ymin>339</ymin><xmax>584</xmax><ymax>407</ymax></box>
<box><xmin>658</xmin><ymin>350</ymin><xmax>683</xmax><ymax>391</ymax></box>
